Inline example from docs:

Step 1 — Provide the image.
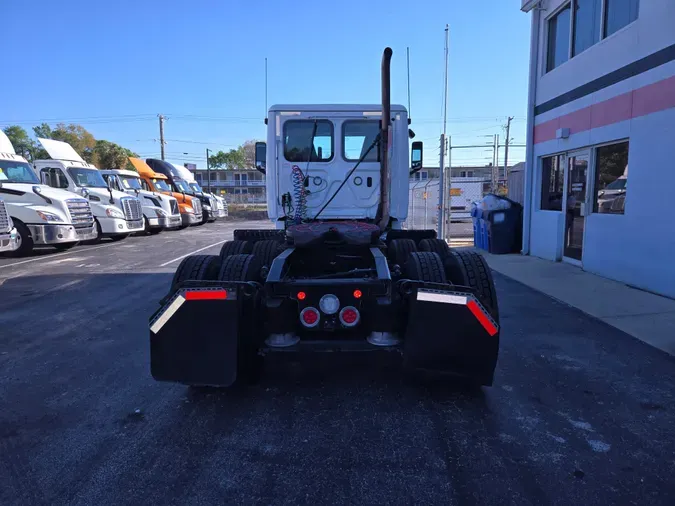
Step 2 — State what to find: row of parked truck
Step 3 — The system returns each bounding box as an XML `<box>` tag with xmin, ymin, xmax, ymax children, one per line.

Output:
<box><xmin>0</xmin><ymin>132</ymin><xmax>227</xmax><ymax>256</ymax></box>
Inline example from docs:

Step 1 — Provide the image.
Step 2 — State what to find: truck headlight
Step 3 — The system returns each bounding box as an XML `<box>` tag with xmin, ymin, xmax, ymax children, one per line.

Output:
<box><xmin>183</xmin><ymin>206</ymin><xmax>194</xmax><ymax>213</ymax></box>
<box><xmin>155</xmin><ymin>208</ymin><xmax>168</xmax><ymax>217</ymax></box>
<box><xmin>36</xmin><ymin>211</ymin><xmax>64</xmax><ymax>222</ymax></box>
<box><xmin>105</xmin><ymin>207</ymin><xmax>124</xmax><ymax>219</ymax></box>
<box><xmin>203</xmin><ymin>205</ymin><xmax>211</xmax><ymax>211</ymax></box>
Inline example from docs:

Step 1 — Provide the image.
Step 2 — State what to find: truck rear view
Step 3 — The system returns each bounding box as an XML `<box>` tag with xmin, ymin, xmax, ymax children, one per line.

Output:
<box><xmin>150</xmin><ymin>47</ymin><xmax>500</xmax><ymax>389</ymax></box>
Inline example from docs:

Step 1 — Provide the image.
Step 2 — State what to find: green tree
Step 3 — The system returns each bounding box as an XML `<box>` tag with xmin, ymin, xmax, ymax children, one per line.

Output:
<box><xmin>3</xmin><ymin>126</ymin><xmax>37</xmax><ymax>160</ymax></box>
<box><xmin>208</xmin><ymin>147</ymin><xmax>246</xmax><ymax>170</ymax></box>
<box><xmin>93</xmin><ymin>140</ymin><xmax>139</xmax><ymax>170</ymax></box>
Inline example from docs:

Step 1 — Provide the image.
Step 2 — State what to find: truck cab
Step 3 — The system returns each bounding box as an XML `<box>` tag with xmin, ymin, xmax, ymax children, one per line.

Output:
<box><xmin>181</xmin><ymin>170</ymin><xmax>228</xmax><ymax>219</ymax></box>
<box><xmin>256</xmin><ymin>104</ymin><xmax>411</xmax><ymax>229</ymax></box>
<box><xmin>0</xmin><ymin>130</ymin><xmax>97</xmax><ymax>256</ymax></box>
<box><xmin>34</xmin><ymin>138</ymin><xmax>144</xmax><ymax>241</ymax></box>
<box><xmin>130</xmin><ymin>157</ymin><xmax>203</xmax><ymax>228</ymax></box>
<box><xmin>100</xmin><ymin>169</ymin><xmax>182</xmax><ymax>234</ymax></box>
<box><xmin>146</xmin><ymin>159</ymin><xmax>217</xmax><ymax>225</ymax></box>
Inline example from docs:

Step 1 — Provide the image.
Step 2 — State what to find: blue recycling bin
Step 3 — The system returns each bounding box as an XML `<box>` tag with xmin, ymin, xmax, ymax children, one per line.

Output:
<box><xmin>484</xmin><ymin>197</ymin><xmax>523</xmax><ymax>254</ymax></box>
<box><xmin>471</xmin><ymin>206</ymin><xmax>490</xmax><ymax>251</ymax></box>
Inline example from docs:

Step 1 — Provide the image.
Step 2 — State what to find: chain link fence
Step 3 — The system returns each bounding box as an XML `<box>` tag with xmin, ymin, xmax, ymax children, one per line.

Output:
<box><xmin>403</xmin><ymin>177</ymin><xmax>509</xmax><ymax>244</ymax></box>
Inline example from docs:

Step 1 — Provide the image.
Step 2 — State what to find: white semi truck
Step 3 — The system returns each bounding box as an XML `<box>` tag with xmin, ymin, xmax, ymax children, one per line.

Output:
<box><xmin>0</xmin><ymin>131</ymin><xmax>97</xmax><ymax>256</ymax></box>
<box><xmin>182</xmin><ymin>170</ymin><xmax>228</xmax><ymax>219</ymax></box>
<box><xmin>100</xmin><ymin>169</ymin><xmax>182</xmax><ymax>234</ymax></box>
<box><xmin>34</xmin><ymin>138</ymin><xmax>144</xmax><ymax>241</ymax></box>
<box><xmin>0</xmin><ymin>198</ymin><xmax>20</xmax><ymax>253</ymax></box>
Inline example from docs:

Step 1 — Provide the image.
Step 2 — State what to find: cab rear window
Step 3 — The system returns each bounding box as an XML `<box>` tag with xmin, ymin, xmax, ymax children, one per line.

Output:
<box><xmin>283</xmin><ymin>120</ymin><xmax>333</xmax><ymax>162</ymax></box>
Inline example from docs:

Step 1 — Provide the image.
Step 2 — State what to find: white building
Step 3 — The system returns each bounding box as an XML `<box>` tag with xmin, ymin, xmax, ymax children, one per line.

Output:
<box><xmin>520</xmin><ymin>0</ymin><xmax>675</xmax><ymax>298</ymax></box>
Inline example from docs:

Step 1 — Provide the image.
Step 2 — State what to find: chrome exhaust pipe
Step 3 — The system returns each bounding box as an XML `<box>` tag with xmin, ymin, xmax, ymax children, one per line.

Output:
<box><xmin>377</xmin><ymin>47</ymin><xmax>393</xmax><ymax>231</ymax></box>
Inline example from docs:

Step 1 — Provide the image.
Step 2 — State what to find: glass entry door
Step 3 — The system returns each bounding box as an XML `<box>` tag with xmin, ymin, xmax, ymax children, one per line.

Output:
<box><xmin>563</xmin><ymin>151</ymin><xmax>590</xmax><ymax>262</ymax></box>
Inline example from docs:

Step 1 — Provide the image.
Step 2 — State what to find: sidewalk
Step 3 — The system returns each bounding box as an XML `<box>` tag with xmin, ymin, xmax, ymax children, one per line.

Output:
<box><xmin>478</xmin><ymin>251</ymin><xmax>675</xmax><ymax>356</ymax></box>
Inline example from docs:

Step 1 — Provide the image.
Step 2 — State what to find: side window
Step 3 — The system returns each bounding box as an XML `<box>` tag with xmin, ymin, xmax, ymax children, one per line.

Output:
<box><xmin>40</xmin><ymin>167</ymin><xmax>69</xmax><ymax>189</ymax></box>
<box><xmin>342</xmin><ymin>120</ymin><xmax>380</xmax><ymax>162</ymax></box>
<box><xmin>141</xmin><ymin>179</ymin><xmax>151</xmax><ymax>191</ymax></box>
<box><xmin>547</xmin><ymin>4</ymin><xmax>572</xmax><ymax>72</ymax></box>
<box><xmin>540</xmin><ymin>155</ymin><xmax>565</xmax><ymax>211</ymax></box>
<box><xmin>593</xmin><ymin>141</ymin><xmax>629</xmax><ymax>214</ymax></box>
<box><xmin>604</xmin><ymin>0</ymin><xmax>639</xmax><ymax>38</ymax></box>
<box><xmin>283</xmin><ymin>120</ymin><xmax>334</xmax><ymax>162</ymax></box>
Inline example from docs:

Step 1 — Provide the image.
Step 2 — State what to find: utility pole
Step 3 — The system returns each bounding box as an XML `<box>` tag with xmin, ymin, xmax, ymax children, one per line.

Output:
<box><xmin>158</xmin><ymin>114</ymin><xmax>166</xmax><ymax>161</ymax></box>
<box><xmin>445</xmin><ymin>135</ymin><xmax>452</xmax><ymax>240</ymax></box>
<box><xmin>206</xmin><ymin>148</ymin><xmax>212</xmax><ymax>194</ymax></box>
<box><xmin>491</xmin><ymin>134</ymin><xmax>499</xmax><ymax>193</ymax></box>
<box><xmin>438</xmin><ymin>24</ymin><xmax>450</xmax><ymax>240</ymax></box>
<box><xmin>503</xmin><ymin>116</ymin><xmax>514</xmax><ymax>183</ymax></box>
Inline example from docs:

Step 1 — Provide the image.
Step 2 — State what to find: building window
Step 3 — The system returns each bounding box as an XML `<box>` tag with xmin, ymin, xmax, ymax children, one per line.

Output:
<box><xmin>460</xmin><ymin>171</ymin><xmax>466</xmax><ymax>177</ymax></box>
<box><xmin>594</xmin><ymin>141</ymin><xmax>628</xmax><ymax>214</ymax></box>
<box><xmin>604</xmin><ymin>0</ymin><xmax>639</xmax><ymax>37</ymax></box>
<box><xmin>420</xmin><ymin>171</ymin><xmax>428</xmax><ymax>180</ymax></box>
<box><xmin>540</xmin><ymin>155</ymin><xmax>565</xmax><ymax>211</ymax></box>
<box><xmin>283</xmin><ymin>120</ymin><xmax>333</xmax><ymax>162</ymax></box>
<box><xmin>547</xmin><ymin>4</ymin><xmax>572</xmax><ymax>72</ymax></box>
<box><xmin>573</xmin><ymin>0</ymin><xmax>602</xmax><ymax>56</ymax></box>
<box><xmin>467</xmin><ymin>171</ymin><xmax>474</xmax><ymax>177</ymax></box>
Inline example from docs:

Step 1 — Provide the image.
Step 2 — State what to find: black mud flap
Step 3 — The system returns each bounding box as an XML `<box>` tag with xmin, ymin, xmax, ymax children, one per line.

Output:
<box><xmin>150</xmin><ymin>283</ymin><xmax>253</xmax><ymax>387</ymax></box>
<box><xmin>403</xmin><ymin>286</ymin><xmax>500</xmax><ymax>386</ymax></box>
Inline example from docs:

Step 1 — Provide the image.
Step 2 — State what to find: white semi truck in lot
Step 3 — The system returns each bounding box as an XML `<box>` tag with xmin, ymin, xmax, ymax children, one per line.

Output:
<box><xmin>0</xmin><ymin>198</ymin><xmax>20</xmax><ymax>253</ymax></box>
<box><xmin>0</xmin><ymin>131</ymin><xmax>97</xmax><ymax>255</ymax></box>
<box><xmin>183</xmin><ymin>171</ymin><xmax>228</xmax><ymax>219</ymax></box>
<box><xmin>100</xmin><ymin>169</ymin><xmax>182</xmax><ymax>234</ymax></box>
<box><xmin>34</xmin><ymin>138</ymin><xmax>144</xmax><ymax>241</ymax></box>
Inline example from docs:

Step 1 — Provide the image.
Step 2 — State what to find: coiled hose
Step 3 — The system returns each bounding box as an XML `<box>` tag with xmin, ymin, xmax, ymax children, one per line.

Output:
<box><xmin>291</xmin><ymin>165</ymin><xmax>307</xmax><ymax>224</ymax></box>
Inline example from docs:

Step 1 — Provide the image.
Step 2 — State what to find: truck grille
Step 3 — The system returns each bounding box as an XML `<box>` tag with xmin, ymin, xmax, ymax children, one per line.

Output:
<box><xmin>122</xmin><ymin>197</ymin><xmax>143</xmax><ymax>221</ymax></box>
<box><xmin>170</xmin><ymin>199</ymin><xmax>179</xmax><ymax>215</ymax></box>
<box><xmin>0</xmin><ymin>200</ymin><xmax>10</xmax><ymax>233</ymax></box>
<box><xmin>192</xmin><ymin>198</ymin><xmax>202</xmax><ymax>216</ymax></box>
<box><xmin>66</xmin><ymin>198</ymin><xmax>95</xmax><ymax>229</ymax></box>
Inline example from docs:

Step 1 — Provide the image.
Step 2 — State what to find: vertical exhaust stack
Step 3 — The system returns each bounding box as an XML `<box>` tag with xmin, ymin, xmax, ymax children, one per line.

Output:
<box><xmin>377</xmin><ymin>47</ymin><xmax>393</xmax><ymax>231</ymax></box>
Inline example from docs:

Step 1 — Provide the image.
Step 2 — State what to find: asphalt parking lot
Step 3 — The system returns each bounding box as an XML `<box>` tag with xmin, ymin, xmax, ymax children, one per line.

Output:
<box><xmin>1</xmin><ymin>219</ymin><xmax>675</xmax><ymax>505</ymax></box>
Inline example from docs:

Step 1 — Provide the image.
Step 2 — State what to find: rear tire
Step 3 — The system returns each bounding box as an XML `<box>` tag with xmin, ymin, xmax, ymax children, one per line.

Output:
<box><xmin>405</xmin><ymin>251</ymin><xmax>447</xmax><ymax>283</ymax></box>
<box><xmin>388</xmin><ymin>238</ymin><xmax>418</xmax><ymax>267</ymax></box>
<box><xmin>7</xmin><ymin>221</ymin><xmax>33</xmax><ymax>257</ymax></box>
<box><xmin>219</xmin><ymin>240</ymin><xmax>252</xmax><ymax>261</ymax></box>
<box><xmin>217</xmin><ymin>254</ymin><xmax>261</xmax><ymax>282</ymax></box>
<box><xmin>218</xmin><ymin>253</ymin><xmax>264</xmax><ymax>384</ymax></box>
<box><xmin>170</xmin><ymin>254</ymin><xmax>221</xmax><ymax>293</ymax></box>
<box><xmin>251</xmin><ymin>239</ymin><xmax>282</xmax><ymax>269</ymax></box>
<box><xmin>419</xmin><ymin>238</ymin><xmax>450</xmax><ymax>259</ymax></box>
<box><xmin>445</xmin><ymin>250</ymin><xmax>499</xmax><ymax>320</ymax></box>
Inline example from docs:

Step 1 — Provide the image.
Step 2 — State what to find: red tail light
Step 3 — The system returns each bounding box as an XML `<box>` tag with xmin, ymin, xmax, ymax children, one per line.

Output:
<box><xmin>339</xmin><ymin>306</ymin><xmax>360</xmax><ymax>327</ymax></box>
<box><xmin>300</xmin><ymin>307</ymin><xmax>320</xmax><ymax>328</ymax></box>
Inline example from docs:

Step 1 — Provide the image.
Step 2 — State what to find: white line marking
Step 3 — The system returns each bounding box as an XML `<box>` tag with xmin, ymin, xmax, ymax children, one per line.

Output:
<box><xmin>150</xmin><ymin>295</ymin><xmax>186</xmax><ymax>334</ymax></box>
<box><xmin>159</xmin><ymin>240</ymin><xmax>228</xmax><ymax>267</ymax></box>
<box><xmin>0</xmin><ymin>242</ymin><xmax>118</xmax><ymax>270</ymax></box>
<box><xmin>417</xmin><ymin>291</ymin><xmax>467</xmax><ymax>305</ymax></box>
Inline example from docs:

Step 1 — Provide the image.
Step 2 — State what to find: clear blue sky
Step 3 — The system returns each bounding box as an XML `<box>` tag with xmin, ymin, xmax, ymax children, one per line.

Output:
<box><xmin>1</xmin><ymin>0</ymin><xmax>530</xmax><ymax>169</ymax></box>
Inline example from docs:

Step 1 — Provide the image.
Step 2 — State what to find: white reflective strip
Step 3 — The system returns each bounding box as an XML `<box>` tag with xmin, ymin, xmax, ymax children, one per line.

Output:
<box><xmin>417</xmin><ymin>291</ymin><xmax>467</xmax><ymax>305</ymax></box>
<box><xmin>150</xmin><ymin>295</ymin><xmax>186</xmax><ymax>334</ymax></box>
<box><xmin>276</xmin><ymin>115</ymin><xmax>281</xmax><ymax>137</ymax></box>
<box><xmin>279</xmin><ymin>111</ymin><xmax>301</xmax><ymax>116</ymax></box>
<box><xmin>363</xmin><ymin>111</ymin><xmax>381</xmax><ymax>116</ymax></box>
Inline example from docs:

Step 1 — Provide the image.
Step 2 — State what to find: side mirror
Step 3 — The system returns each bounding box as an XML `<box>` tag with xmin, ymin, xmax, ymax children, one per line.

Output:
<box><xmin>255</xmin><ymin>142</ymin><xmax>266</xmax><ymax>174</ymax></box>
<box><xmin>410</xmin><ymin>141</ymin><xmax>423</xmax><ymax>175</ymax></box>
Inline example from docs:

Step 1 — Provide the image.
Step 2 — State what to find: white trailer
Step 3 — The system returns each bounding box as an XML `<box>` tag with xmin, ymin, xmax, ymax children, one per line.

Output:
<box><xmin>448</xmin><ymin>177</ymin><xmax>489</xmax><ymax>220</ymax></box>
<box><xmin>34</xmin><ymin>138</ymin><xmax>144</xmax><ymax>241</ymax></box>
<box><xmin>100</xmin><ymin>169</ymin><xmax>182</xmax><ymax>234</ymax></box>
<box><xmin>0</xmin><ymin>131</ymin><xmax>97</xmax><ymax>255</ymax></box>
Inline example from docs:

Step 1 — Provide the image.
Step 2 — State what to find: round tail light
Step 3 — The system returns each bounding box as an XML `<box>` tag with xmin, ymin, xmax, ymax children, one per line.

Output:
<box><xmin>300</xmin><ymin>307</ymin><xmax>320</xmax><ymax>328</ymax></box>
<box><xmin>339</xmin><ymin>306</ymin><xmax>360</xmax><ymax>327</ymax></box>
